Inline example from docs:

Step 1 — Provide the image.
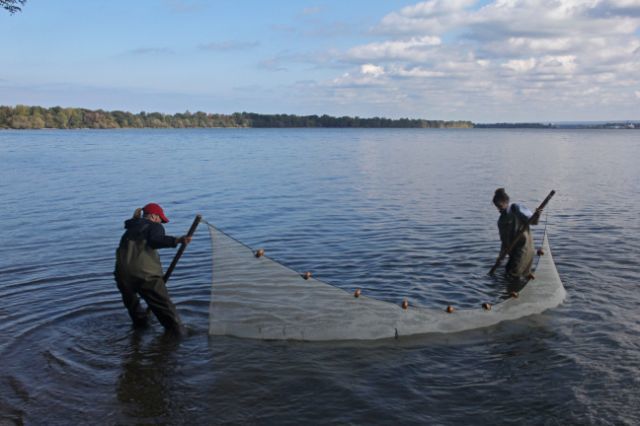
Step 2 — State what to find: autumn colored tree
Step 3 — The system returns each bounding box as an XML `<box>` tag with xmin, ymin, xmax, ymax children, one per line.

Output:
<box><xmin>0</xmin><ymin>105</ymin><xmax>475</xmax><ymax>129</ymax></box>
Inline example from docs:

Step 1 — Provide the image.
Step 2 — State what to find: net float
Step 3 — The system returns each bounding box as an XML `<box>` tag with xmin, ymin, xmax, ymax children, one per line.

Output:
<box><xmin>354</xmin><ymin>288</ymin><xmax>362</xmax><ymax>298</ymax></box>
<box><xmin>509</xmin><ymin>291</ymin><xmax>519</xmax><ymax>298</ymax></box>
<box><xmin>537</xmin><ymin>248</ymin><xmax>545</xmax><ymax>256</ymax></box>
<box><xmin>446</xmin><ymin>305</ymin><xmax>454</xmax><ymax>313</ymax></box>
<box><xmin>302</xmin><ymin>271</ymin><xmax>312</xmax><ymax>280</ymax></box>
<box><xmin>255</xmin><ymin>249</ymin><xmax>265</xmax><ymax>258</ymax></box>
<box><xmin>482</xmin><ymin>303</ymin><xmax>492</xmax><ymax>311</ymax></box>
<box><xmin>401</xmin><ymin>299</ymin><xmax>409</xmax><ymax>310</ymax></box>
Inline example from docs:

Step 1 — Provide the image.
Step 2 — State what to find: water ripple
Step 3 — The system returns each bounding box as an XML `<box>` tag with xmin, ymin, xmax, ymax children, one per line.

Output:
<box><xmin>0</xmin><ymin>129</ymin><xmax>638</xmax><ymax>424</ymax></box>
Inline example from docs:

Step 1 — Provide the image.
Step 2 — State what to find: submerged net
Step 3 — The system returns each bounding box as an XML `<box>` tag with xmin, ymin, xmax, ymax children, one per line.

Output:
<box><xmin>206</xmin><ymin>222</ymin><xmax>566</xmax><ymax>341</ymax></box>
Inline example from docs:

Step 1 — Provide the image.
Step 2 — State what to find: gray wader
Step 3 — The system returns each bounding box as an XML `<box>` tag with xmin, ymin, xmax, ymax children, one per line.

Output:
<box><xmin>498</xmin><ymin>207</ymin><xmax>535</xmax><ymax>278</ymax></box>
<box><xmin>114</xmin><ymin>238</ymin><xmax>183</xmax><ymax>332</ymax></box>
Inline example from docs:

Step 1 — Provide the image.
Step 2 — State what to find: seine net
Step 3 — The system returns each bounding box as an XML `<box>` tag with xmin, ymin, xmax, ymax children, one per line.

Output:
<box><xmin>206</xmin><ymin>223</ymin><xmax>565</xmax><ymax>341</ymax></box>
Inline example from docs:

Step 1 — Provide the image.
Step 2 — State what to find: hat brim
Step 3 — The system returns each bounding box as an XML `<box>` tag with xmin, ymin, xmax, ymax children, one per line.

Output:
<box><xmin>159</xmin><ymin>213</ymin><xmax>169</xmax><ymax>223</ymax></box>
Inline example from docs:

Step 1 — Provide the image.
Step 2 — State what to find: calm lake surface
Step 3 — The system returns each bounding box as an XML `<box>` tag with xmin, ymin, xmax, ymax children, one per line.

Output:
<box><xmin>0</xmin><ymin>128</ymin><xmax>638</xmax><ymax>424</ymax></box>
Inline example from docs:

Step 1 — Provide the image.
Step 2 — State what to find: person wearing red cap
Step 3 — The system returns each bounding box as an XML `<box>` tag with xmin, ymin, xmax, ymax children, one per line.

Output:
<box><xmin>114</xmin><ymin>203</ymin><xmax>191</xmax><ymax>334</ymax></box>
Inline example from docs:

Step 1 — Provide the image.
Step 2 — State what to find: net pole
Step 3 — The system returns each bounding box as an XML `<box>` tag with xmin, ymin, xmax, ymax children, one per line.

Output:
<box><xmin>164</xmin><ymin>214</ymin><xmax>202</xmax><ymax>283</ymax></box>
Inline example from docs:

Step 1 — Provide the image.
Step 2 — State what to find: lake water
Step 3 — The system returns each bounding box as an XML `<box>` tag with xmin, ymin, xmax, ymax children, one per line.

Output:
<box><xmin>0</xmin><ymin>128</ymin><xmax>638</xmax><ymax>424</ymax></box>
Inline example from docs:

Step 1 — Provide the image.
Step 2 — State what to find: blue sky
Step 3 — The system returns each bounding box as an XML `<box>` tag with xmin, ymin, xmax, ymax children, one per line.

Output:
<box><xmin>1</xmin><ymin>0</ymin><xmax>639</xmax><ymax>121</ymax></box>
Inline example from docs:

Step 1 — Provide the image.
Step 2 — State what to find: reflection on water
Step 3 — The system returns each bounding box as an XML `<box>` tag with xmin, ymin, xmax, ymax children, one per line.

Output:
<box><xmin>117</xmin><ymin>332</ymin><xmax>180</xmax><ymax>420</ymax></box>
<box><xmin>0</xmin><ymin>128</ymin><xmax>639</xmax><ymax>424</ymax></box>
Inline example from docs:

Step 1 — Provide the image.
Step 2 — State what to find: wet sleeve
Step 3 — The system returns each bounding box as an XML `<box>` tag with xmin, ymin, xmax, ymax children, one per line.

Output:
<box><xmin>147</xmin><ymin>223</ymin><xmax>179</xmax><ymax>249</ymax></box>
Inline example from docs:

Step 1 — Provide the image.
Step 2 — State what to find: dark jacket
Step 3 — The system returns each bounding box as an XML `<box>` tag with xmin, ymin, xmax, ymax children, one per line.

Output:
<box><xmin>497</xmin><ymin>203</ymin><xmax>530</xmax><ymax>251</ymax></box>
<box><xmin>119</xmin><ymin>218</ymin><xmax>179</xmax><ymax>250</ymax></box>
<box><xmin>497</xmin><ymin>203</ymin><xmax>535</xmax><ymax>277</ymax></box>
<box><xmin>115</xmin><ymin>218</ymin><xmax>178</xmax><ymax>280</ymax></box>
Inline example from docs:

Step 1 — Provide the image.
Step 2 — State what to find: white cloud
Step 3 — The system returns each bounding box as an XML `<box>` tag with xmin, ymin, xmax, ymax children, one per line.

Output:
<box><xmin>377</xmin><ymin>0</ymin><xmax>476</xmax><ymax>34</ymax></box>
<box><xmin>398</xmin><ymin>0</ymin><xmax>477</xmax><ymax>17</ymax></box>
<box><xmin>391</xmin><ymin>66</ymin><xmax>446</xmax><ymax>77</ymax></box>
<box><xmin>331</xmin><ymin>71</ymin><xmax>385</xmax><ymax>88</ymax></box>
<box><xmin>501</xmin><ymin>55</ymin><xmax>577</xmax><ymax>74</ymax></box>
<box><xmin>347</xmin><ymin>36</ymin><xmax>441</xmax><ymax>61</ymax></box>
<box><xmin>361</xmin><ymin>64</ymin><xmax>385</xmax><ymax>77</ymax></box>
<box><xmin>315</xmin><ymin>0</ymin><xmax>640</xmax><ymax>120</ymax></box>
<box><xmin>507</xmin><ymin>37</ymin><xmax>573</xmax><ymax>52</ymax></box>
<box><xmin>538</xmin><ymin>55</ymin><xmax>578</xmax><ymax>74</ymax></box>
<box><xmin>502</xmin><ymin>58</ymin><xmax>537</xmax><ymax>72</ymax></box>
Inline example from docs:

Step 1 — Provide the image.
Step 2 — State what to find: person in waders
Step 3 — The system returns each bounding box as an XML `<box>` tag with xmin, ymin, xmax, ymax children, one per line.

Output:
<box><xmin>492</xmin><ymin>188</ymin><xmax>540</xmax><ymax>279</ymax></box>
<box><xmin>114</xmin><ymin>203</ymin><xmax>191</xmax><ymax>335</ymax></box>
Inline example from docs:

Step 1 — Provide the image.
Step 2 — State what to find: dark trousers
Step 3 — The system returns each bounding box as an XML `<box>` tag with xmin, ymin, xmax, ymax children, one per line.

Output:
<box><xmin>115</xmin><ymin>273</ymin><xmax>183</xmax><ymax>333</ymax></box>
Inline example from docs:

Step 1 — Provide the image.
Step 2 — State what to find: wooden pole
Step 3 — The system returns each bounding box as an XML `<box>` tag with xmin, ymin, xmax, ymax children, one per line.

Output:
<box><xmin>489</xmin><ymin>190</ymin><xmax>555</xmax><ymax>275</ymax></box>
<box><xmin>164</xmin><ymin>214</ymin><xmax>202</xmax><ymax>283</ymax></box>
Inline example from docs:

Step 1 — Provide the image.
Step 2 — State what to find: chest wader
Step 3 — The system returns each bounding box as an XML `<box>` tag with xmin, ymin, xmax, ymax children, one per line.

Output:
<box><xmin>498</xmin><ymin>209</ymin><xmax>535</xmax><ymax>278</ymax></box>
<box><xmin>114</xmin><ymin>232</ymin><xmax>183</xmax><ymax>332</ymax></box>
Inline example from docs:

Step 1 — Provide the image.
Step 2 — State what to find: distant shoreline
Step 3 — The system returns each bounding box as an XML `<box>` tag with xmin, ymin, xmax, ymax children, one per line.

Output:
<box><xmin>475</xmin><ymin>122</ymin><xmax>638</xmax><ymax>129</ymax></box>
<box><xmin>0</xmin><ymin>105</ymin><xmax>637</xmax><ymax>130</ymax></box>
<box><xmin>0</xmin><ymin>105</ymin><xmax>472</xmax><ymax>130</ymax></box>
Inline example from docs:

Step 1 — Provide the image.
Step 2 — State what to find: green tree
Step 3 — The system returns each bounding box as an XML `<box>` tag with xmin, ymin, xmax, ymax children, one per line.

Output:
<box><xmin>0</xmin><ymin>104</ymin><xmax>475</xmax><ymax>129</ymax></box>
<box><xmin>0</xmin><ymin>106</ymin><xmax>11</xmax><ymax>128</ymax></box>
<box><xmin>67</xmin><ymin>108</ymin><xmax>84</xmax><ymax>128</ymax></box>
<box><xmin>1</xmin><ymin>0</ymin><xmax>26</xmax><ymax>14</ymax></box>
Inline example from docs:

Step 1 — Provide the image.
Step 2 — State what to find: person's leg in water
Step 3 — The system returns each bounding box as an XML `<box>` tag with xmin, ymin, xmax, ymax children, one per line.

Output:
<box><xmin>115</xmin><ymin>274</ymin><xmax>150</xmax><ymax>328</ymax></box>
<box><xmin>138</xmin><ymin>276</ymin><xmax>185</xmax><ymax>336</ymax></box>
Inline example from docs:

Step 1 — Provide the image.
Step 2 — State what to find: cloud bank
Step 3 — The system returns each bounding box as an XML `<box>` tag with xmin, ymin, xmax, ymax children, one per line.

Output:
<box><xmin>310</xmin><ymin>0</ymin><xmax>640</xmax><ymax>121</ymax></box>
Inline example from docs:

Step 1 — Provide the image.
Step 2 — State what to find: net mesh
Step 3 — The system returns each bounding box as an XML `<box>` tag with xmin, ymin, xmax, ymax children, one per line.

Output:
<box><xmin>207</xmin><ymin>223</ymin><xmax>565</xmax><ymax>341</ymax></box>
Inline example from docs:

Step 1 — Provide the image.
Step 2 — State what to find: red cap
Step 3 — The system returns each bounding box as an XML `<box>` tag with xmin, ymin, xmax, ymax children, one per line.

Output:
<box><xmin>143</xmin><ymin>203</ymin><xmax>169</xmax><ymax>223</ymax></box>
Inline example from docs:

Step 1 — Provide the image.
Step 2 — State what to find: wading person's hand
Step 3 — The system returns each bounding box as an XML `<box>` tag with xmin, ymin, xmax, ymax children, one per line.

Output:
<box><xmin>177</xmin><ymin>235</ymin><xmax>192</xmax><ymax>245</ymax></box>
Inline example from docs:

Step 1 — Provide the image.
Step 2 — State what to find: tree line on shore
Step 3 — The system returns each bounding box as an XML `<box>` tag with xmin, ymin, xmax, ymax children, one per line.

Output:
<box><xmin>0</xmin><ymin>105</ymin><xmax>473</xmax><ymax>129</ymax></box>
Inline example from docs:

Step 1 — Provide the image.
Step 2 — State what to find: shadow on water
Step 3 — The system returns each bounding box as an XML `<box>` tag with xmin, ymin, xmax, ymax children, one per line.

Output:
<box><xmin>116</xmin><ymin>331</ymin><xmax>181</xmax><ymax>422</ymax></box>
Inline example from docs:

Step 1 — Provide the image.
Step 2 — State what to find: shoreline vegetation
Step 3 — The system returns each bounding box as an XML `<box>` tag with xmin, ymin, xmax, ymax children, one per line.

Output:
<box><xmin>0</xmin><ymin>105</ymin><xmax>637</xmax><ymax>130</ymax></box>
<box><xmin>0</xmin><ymin>105</ymin><xmax>472</xmax><ymax>129</ymax></box>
